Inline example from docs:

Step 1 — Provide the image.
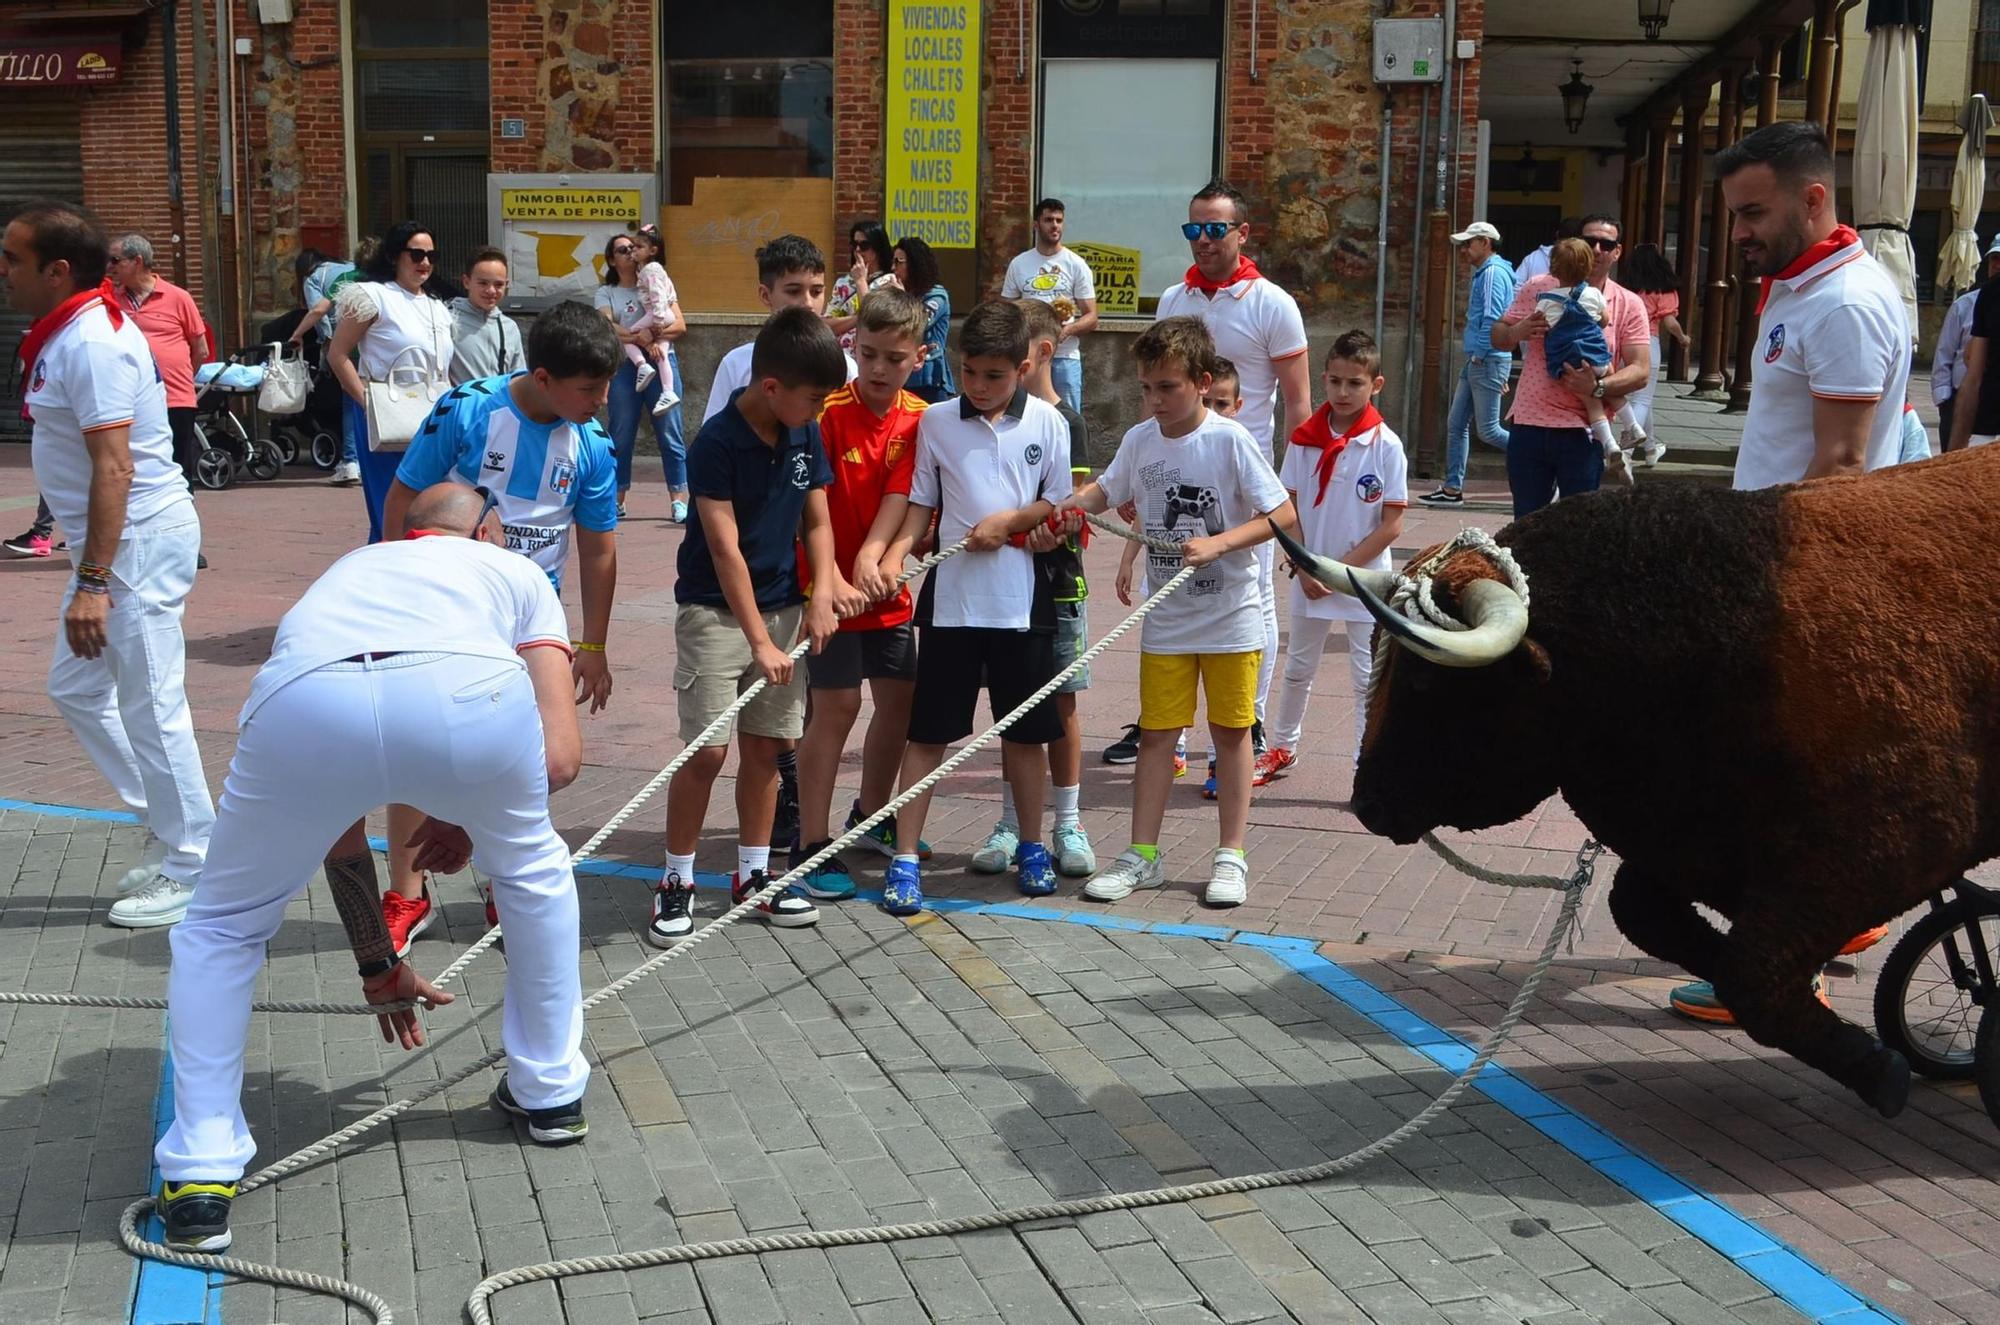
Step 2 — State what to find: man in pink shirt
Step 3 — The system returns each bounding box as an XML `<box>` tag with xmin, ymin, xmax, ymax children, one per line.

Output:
<box><xmin>111</xmin><ymin>233</ymin><xmax>211</xmax><ymax>488</ymax></box>
<box><xmin>1489</xmin><ymin>213</ymin><xmax>1653</xmax><ymax>518</ymax></box>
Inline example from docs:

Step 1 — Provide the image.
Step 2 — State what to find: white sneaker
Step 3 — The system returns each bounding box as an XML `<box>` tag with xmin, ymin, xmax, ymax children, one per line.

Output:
<box><xmin>328</xmin><ymin>461</ymin><xmax>361</xmax><ymax>487</ymax></box>
<box><xmin>116</xmin><ymin>838</ymin><xmax>168</xmax><ymax>894</ymax></box>
<box><xmin>651</xmin><ymin>386</ymin><xmax>681</xmax><ymax>417</ymax></box>
<box><xmin>1638</xmin><ymin>439</ymin><xmax>1667</xmax><ymax>468</ymax></box>
<box><xmin>1053</xmin><ymin>822</ymin><xmax>1096</xmax><ymax>877</ymax></box>
<box><xmin>109</xmin><ymin>874</ymin><xmax>194</xmax><ymax>928</ymax></box>
<box><xmin>1084</xmin><ymin>848</ymin><xmax>1163</xmax><ymax>902</ymax></box>
<box><xmin>971</xmin><ymin>822</ymin><xmax>1019</xmax><ymax>874</ymax></box>
<box><xmin>1602</xmin><ymin>446</ymin><xmax>1636</xmax><ymax>488</ymax></box>
<box><xmin>1203</xmin><ymin>849</ymin><xmax>1249</xmax><ymax>908</ymax></box>
<box><xmin>633</xmin><ymin>361</ymin><xmax>656</xmax><ymax>392</ymax></box>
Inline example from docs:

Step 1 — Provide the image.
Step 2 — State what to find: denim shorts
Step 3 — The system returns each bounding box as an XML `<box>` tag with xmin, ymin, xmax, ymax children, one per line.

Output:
<box><xmin>1053</xmin><ymin>600</ymin><xmax>1089</xmax><ymax>694</ymax></box>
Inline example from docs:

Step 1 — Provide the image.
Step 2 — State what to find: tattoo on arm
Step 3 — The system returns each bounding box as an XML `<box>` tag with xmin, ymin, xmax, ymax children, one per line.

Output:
<box><xmin>325</xmin><ymin>850</ymin><xmax>393</xmax><ymax>966</ymax></box>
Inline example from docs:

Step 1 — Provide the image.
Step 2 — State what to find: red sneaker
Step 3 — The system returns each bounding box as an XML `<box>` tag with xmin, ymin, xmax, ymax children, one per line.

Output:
<box><xmin>1839</xmin><ymin>924</ymin><xmax>1890</xmax><ymax>956</ymax></box>
<box><xmin>382</xmin><ymin>883</ymin><xmax>435</xmax><ymax>957</ymax></box>
<box><xmin>1253</xmin><ymin>746</ymin><xmax>1296</xmax><ymax>787</ymax></box>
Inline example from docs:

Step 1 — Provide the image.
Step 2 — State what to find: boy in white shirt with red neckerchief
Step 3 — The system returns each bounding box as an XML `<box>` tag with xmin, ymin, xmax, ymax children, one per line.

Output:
<box><xmin>1260</xmin><ymin>330</ymin><xmax>1406</xmax><ymax>782</ymax></box>
<box><xmin>1060</xmin><ymin>317</ymin><xmax>1297</xmax><ymax>908</ymax></box>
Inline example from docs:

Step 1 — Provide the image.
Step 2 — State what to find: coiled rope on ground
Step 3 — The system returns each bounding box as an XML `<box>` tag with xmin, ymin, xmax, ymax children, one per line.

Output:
<box><xmin>8</xmin><ymin>512</ymin><xmax>1601</xmax><ymax>1323</ymax></box>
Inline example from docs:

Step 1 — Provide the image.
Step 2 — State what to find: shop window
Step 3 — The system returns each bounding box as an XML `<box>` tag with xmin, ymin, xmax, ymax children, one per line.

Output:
<box><xmin>351</xmin><ymin>0</ymin><xmax>488</xmax><ymax>272</ymax></box>
<box><xmin>1038</xmin><ymin>0</ymin><xmax>1223</xmax><ymax>310</ymax></box>
<box><xmin>662</xmin><ymin>2</ymin><xmax>833</xmax><ymax>207</ymax></box>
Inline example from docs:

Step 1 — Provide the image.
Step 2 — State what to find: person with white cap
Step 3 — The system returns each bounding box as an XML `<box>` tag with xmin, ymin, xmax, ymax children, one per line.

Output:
<box><xmin>1425</xmin><ymin>221</ymin><xmax>1515</xmax><ymax>505</ymax></box>
<box><xmin>150</xmin><ymin>481</ymin><xmax>592</xmax><ymax>1256</ymax></box>
<box><xmin>1932</xmin><ymin>236</ymin><xmax>2000</xmax><ymax>447</ymax></box>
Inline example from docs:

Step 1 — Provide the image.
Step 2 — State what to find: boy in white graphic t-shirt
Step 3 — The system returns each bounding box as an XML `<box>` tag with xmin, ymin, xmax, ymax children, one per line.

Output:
<box><xmin>1058</xmin><ymin>317</ymin><xmax>1297</xmax><ymax>909</ymax></box>
<box><xmin>1263</xmin><ymin>331</ymin><xmax>1406</xmax><ymax>779</ymax></box>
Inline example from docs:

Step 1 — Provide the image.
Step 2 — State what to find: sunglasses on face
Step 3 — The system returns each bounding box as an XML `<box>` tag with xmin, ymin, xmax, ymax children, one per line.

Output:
<box><xmin>611</xmin><ymin>244</ymin><xmax>635</xmax><ymax>255</ymax></box>
<box><xmin>472</xmin><ymin>483</ymin><xmax>501</xmax><ymax>530</ymax></box>
<box><xmin>1584</xmin><ymin>236</ymin><xmax>1620</xmax><ymax>252</ymax></box>
<box><xmin>1181</xmin><ymin>221</ymin><xmax>1238</xmax><ymax>241</ymax></box>
<box><xmin>403</xmin><ymin>247</ymin><xmax>436</xmax><ymax>263</ymax></box>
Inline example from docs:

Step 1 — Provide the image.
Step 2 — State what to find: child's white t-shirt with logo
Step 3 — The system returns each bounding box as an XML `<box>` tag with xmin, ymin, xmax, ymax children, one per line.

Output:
<box><xmin>1096</xmin><ymin>413</ymin><xmax>1288</xmax><ymax>655</ymax></box>
<box><xmin>1277</xmin><ymin>421</ymin><xmax>1408</xmax><ymax>625</ymax></box>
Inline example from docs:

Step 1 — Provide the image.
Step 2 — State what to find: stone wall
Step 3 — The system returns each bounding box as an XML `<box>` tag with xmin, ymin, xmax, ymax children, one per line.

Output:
<box><xmin>491</xmin><ymin>0</ymin><xmax>654</xmax><ymax>174</ymax></box>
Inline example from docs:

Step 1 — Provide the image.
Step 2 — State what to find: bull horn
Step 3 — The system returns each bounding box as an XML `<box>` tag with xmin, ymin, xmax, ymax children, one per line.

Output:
<box><xmin>1268</xmin><ymin>519</ymin><xmax>1398</xmax><ymax>601</ymax></box>
<box><xmin>1349</xmin><ymin>567</ymin><xmax>1529</xmax><ymax>669</ymax></box>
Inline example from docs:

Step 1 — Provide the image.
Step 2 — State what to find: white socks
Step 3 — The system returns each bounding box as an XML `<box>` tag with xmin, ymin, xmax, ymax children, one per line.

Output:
<box><xmin>999</xmin><ymin>783</ymin><xmax>1019</xmax><ymax>831</ymax></box>
<box><xmin>1590</xmin><ymin>417</ymin><xmax>1619</xmax><ymax>457</ymax></box>
<box><xmin>1052</xmin><ymin>783</ymin><xmax>1080</xmax><ymax>828</ymax></box>
<box><xmin>663</xmin><ymin>851</ymin><xmax>696</xmax><ymax>891</ymax></box>
<box><xmin>737</xmin><ymin>844</ymin><xmax>770</xmax><ymax>878</ymax></box>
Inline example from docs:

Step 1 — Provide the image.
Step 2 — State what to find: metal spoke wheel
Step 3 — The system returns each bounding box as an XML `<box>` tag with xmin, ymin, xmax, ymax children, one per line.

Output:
<box><xmin>1873</xmin><ymin>894</ymin><xmax>2000</xmax><ymax>1080</ymax></box>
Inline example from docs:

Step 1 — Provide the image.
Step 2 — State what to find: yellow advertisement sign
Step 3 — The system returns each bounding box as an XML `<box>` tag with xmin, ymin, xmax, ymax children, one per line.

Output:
<box><xmin>1068</xmin><ymin>241</ymin><xmax>1141</xmax><ymax>316</ymax></box>
<box><xmin>499</xmin><ymin>189</ymin><xmax>644</xmax><ymax>222</ymax></box>
<box><xmin>884</xmin><ymin>0</ymin><xmax>979</xmax><ymax>249</ymax></box>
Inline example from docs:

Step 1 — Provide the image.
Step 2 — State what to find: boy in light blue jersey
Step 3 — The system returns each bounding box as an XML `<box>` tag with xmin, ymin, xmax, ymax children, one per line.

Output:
<box><xmin>359</xmin><ymin>300</ymin><xmax>623</xmax><ymax>948</ymax></box>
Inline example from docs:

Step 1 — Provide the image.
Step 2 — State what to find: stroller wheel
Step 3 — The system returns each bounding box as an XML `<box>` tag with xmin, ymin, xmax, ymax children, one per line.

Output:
<box><xmin>308</xmin><ymin>430</ymin><xmax>341</xmax><ymax>470</ymax></box>
<box><xmin>245</xmin><ymin>444</ymin><xmax>283</xmax><ymax>483</ymax></box>
<box><xmin>272</xmin><ymin>433</ymin><xmax>298</xmax><ymax>466</ymax></box>
<box><xmin>195</xmin><ymin>447</ymin><xmax>236</xmax><ymax>491</ymax></box>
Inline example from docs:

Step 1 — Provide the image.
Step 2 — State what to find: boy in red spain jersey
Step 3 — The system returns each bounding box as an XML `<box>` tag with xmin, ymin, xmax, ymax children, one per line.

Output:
<box><xmin>790</xmin><ymin>285</ymin><xmax>934</xmax><ymax>897</ymax></box>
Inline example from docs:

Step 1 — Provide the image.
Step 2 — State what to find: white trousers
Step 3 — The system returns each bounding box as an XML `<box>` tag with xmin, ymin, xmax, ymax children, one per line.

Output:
<box><xmin>155</xmin><ymin>652</ymin><xmax>587</xmax><ymax>1182</ymax></box>
<box><xmin>1254</xmin><ymin>542</ymin><xmax>1279</xmax><ymax>722</ymax></box>
<box><xmin>47</xmin><ymin>500</ymin><xmax>213</xmax><ymax>883</ymax></box>
<box><xmin>1269</xmin><ymin>617</ymin><xmax>1375</xmax><ymax>757</ymax></box>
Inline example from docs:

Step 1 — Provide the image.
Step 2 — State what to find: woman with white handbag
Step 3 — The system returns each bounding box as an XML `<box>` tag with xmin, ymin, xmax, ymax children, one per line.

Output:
<box><xmin>326</xmin><ymin>220</ymin><xmax>453</xmax><ymax>545</ymax></box>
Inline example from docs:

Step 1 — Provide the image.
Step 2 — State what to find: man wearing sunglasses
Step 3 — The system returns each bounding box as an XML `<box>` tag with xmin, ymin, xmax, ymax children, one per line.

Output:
<box><xmin>1490</xmin><ymin>213</ymin><xmax>1653</xmax><ymax>516</ymax></box>
<box><xmin>152</xmin><ymin>480</ymin><xmax>593</xmax><ymax>1255</ymax></box>
<box><xmin>1150</xmin><ymin>180</ymin><xmax>1311</xmax><ymax>771</ymax></box>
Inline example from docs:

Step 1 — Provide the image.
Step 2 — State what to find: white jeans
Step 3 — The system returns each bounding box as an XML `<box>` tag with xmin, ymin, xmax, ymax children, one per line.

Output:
<box><xmin>1627</xmin><ymin>334</ymin><xmax>1662</xmax><ymax>439</ymax></box>
<box><xmin>47</xmin><ymin>500</ymin><xmax>213</xmax><ymax>883</ymax></box>
<box><xmin>155</xmin><ymin>652</ymin><xmax>587</xmax><ymax>1182</ymax></box>
<box><xmin>1269</xmin><ymin>617</ymin><xmax>1376</xmax><ymax>757</ymax></box>
<box><xmin>1254</xmin><ymin>542</ymin><xmax>1279</xmax><ymax>723</ymax></box>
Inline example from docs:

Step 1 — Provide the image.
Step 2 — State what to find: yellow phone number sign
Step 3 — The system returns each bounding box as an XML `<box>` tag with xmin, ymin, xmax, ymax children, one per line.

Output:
<box><xmin>884</xmin><ymin>0</ymin><xmax>979</xmax><ymax>249</ymax></box>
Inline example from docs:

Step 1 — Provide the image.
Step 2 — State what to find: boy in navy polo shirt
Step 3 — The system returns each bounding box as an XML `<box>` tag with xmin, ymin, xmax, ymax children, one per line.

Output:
<box><xmin>650</xmin><ymin>308</ymin><xmax>864</xmax><ymax>946</ymax></box>
<box><xmin>878</xmin><ymin>302</ymin><xmax>1073</xmax><ymax>914</ymax></box>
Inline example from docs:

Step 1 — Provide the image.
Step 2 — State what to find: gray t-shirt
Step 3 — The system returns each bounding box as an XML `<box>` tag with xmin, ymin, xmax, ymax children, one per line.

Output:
<box><xmin>447</xmin><ymin>298</ymin><xmax>525</xmax><ymax>386</ymax></box>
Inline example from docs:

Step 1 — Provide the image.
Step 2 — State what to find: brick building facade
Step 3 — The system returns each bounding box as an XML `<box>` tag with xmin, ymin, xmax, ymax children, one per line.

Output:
<box><xmin>4</xmin><ymin>0</ymin><xmax>1485</xmax><ymax>450</ymax></box>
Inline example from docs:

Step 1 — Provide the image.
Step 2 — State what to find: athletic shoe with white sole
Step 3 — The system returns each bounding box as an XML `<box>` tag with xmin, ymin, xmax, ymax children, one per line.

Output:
<box><xmin>1083</xmin><ymin>849</ymin><xmax>1163</xmax><ymax>902</ymax></box>
<box><xmin>734</xmin><ymin>868</ymin><xmax>818</xmax><ymax>928</ymax></box>
<box><xmin>328</xmin><ymin>461</ymin><xmax>361</xmax><ymax>486</ymax></box>
<box><xmin>492</xmin><ymin>1075</ymin><xmax>588</xmax><ymax>1145</ymax></box>
<box><xmin>1103</xmin><ymin>723</ymin><xmax>1142</xmax><ymax>765</ymax></box>
<box><xmin>882</xmin><ymin>858</ymin><xmax>923</xmax><ymax>916</ymax></box>
<box><xmin>382</xmin><ymin>881</ymin><xmax>435</xmax><ymax>958</ymax></box>
<box><xmin>158</xmin><ymin>1180</ymin><xmax>235</xmax><ymax>1252</ymax></box>
<box><xmin>109</xmin><ymin>874</ymin><xmax>193</xmax><ymax>928</ymax></box>
<box><xmin>2</xmin><ymin>531</ymin><xmax>52</xmax><ymax>557</ymax></box>
<box><xmin>1052</xmin><ymin>822</ymin><xmax>1096</xmax><ymax>877</ymax></box>
<box><xmin>790</xmin><ymin>839</ymin><xmax>858</xmax><ymax>900</ymax></box>
<box><xmin>1204</xmin><ymin>849</ymin><xmax>1250</xmax><ymax>908</ymax></box>
<box><xmin>1638</xmin><ymin>440</ymin><xmax>1667</xmax><ymax>468</ymax></box>
<box><xmin>971</xmin><ymin>821</ymin><xmax>1019</xmax><ymax>874</ymax></box>
<box><xmin>633</xmin><ymin>360</ymin><xmax>656</xmax><ymax>393</ymax></box>
<box><xmin>1017</xmin><ymin>841</ymin><xmax>1058</xmax><ymax>897</ymax></box>
<box><xmin>848</xmin><ymin>799</ymin><xmax>931</xmax><ymax>859</ymax></box>
<box><xmin>647</xmin><ymin>874</ymin><xmax>697</xmax><ymax>948</ymax></box>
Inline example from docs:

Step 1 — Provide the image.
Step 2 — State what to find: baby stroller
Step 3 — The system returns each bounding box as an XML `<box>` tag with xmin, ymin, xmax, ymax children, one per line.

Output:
<box><xmin>191</xmin><ymin>345</ymin><xmax>290</xmax><ymax>490</ymax></box>
<box><xmin>257</xmin><ymin>310</ymin><xmax>342</xmax><ymax>471</ymax></box>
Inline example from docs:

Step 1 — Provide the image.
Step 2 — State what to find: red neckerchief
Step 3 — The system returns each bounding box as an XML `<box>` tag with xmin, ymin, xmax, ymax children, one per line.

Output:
<box><xmin>1756</xmin><ymin>224</ymin><xmax>1860</xmax><ymax>315</ymax></box>
<box><xmin>1289</xmin><ymin>403</ymin><xmax>1382</xmax><ymax>506</ymax></box>
<box><xmin>18</xmin><ymin>281</ymin><xmax>123</xmax><ymax>406</ymax></box>
<box><xmin>1183</xmin><ymin>255</ymin><xmax>1261</xmax><ymax>295</ymax></box>
<box><xmin>405</xmin><ymin>529</ymin><xmax>447</xmax><ymax>540</ymax></box>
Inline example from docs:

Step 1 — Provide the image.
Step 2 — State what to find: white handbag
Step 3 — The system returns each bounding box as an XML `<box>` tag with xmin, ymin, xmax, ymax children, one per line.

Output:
<box><xmin>364</xmin><ymin>344</ymin><xmax>445</xmax><ymax>452</ymax></box>
<box><xmin>256</xmin><ymin>343</ymin><xmax>310</xmax><ymax>416</ymax></box>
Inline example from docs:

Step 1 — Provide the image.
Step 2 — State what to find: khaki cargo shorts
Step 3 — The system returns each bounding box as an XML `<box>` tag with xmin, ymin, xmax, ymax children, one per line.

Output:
<box><xmin>673</xmin><ymin>602</ymin><xmax>808</xmax><ymax>746</ymax></box>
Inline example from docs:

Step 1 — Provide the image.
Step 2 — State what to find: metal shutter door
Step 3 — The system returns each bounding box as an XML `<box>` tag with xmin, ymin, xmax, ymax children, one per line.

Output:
<box><xmin>0</xmin><ymin>98</ymin><xmax>85</xmax><ymax>438</ymax></box>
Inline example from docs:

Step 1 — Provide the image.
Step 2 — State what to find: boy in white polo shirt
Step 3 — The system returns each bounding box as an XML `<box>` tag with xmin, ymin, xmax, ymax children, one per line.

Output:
<box><xmin>879</xmin><ymin>301</ymin><xmax>1073</xmax><ymax>915</ymax></box>
<box><xmin>1261</xmin><ymin>331</ymin><xmax>1406</xmax><ymax>780</ymax></box>
<box><xmin>1060</xmin><ymin>317</ymin><xmax>1296</xmax><ymax>909</ymax></box>
<box><xmin>6</xmin><ymin>199</ymin><xmax>214</xmax><ymax>929</ymax></box>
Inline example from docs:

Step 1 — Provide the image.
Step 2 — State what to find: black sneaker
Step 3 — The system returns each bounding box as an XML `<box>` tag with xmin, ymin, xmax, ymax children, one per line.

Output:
<box><xmin>647</xmin><ymin>874</ymin><xmax>696</xmax><ymax>948</ymax></box>
<box><xmin>158</xmin><ymin>1180</ymin><xmax>235</xmax><ymax>1252</ymax></box>
<box><xmin>1418</xmin><ymin>487</ymin><xmax>1465</xmax><ymax>505</ymax></box>
<box><xmin>196</xmin><ymin>551</ymin><xmax>209</xmax><ymax>570</ymax></box>
<box><xmin>790</xmin><ymin>840</ymin><xmax>858</xmax><ymax>900</ymax></box>
<box><xmin>733</xmin><ymin>868</ymin><xmax>818</xmax><ymax>928</ymax></box>
<box><xmin>1252</xmin><ymin>719</ymin><xmax>1268</xmax><ymax>760</ymax></box>
<box><xmin>492</xmin><ymin>1075</ymin><xmax>588</xmax><ymax>1145</ymax></box>
<box><xmin>772</xmin><ymin>772</ymin><xmax>800</xmax><ymax>852</ymax></box>
<box><xmin>1103</xmin><ymin>722</ymin><xmax>1143</xmax><ymax>765</ymax></box>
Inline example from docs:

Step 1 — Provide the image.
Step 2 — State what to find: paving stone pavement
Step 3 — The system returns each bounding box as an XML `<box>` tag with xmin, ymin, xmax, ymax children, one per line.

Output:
<box><xmin>5</xmin><ymin>443</ymin><xmax>2000</xmax><ymax>1323</ymax></box>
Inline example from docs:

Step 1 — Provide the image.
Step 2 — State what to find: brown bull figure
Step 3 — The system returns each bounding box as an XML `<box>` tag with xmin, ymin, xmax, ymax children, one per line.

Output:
<box><xmin>1273</xmin><ymin>451</ymin><xmax>2000</xmax><ymax>1119</ymax></box>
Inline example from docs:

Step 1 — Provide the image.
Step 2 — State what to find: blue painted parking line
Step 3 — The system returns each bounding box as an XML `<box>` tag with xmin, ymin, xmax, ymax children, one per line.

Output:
<box><xmin>130</xmin><ymin>1021</ymin><xmax>223</xmax><ymax>1325</ymax></box>
<box><xmin>10</xmin><ymin>795</ymin><xmax>1897</xmax><ymax>1324</ymax></box>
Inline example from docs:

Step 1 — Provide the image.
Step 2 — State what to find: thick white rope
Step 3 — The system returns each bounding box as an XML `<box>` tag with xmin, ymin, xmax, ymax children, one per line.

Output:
<box><xmin>86</xmin><ymin>510</ymin><xmax>1601</xmax><ymax>1322</ymax></box>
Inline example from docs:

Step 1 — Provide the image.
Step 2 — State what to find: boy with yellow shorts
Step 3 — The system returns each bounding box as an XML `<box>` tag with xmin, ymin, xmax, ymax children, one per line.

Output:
<box><xmin>1057</xmin><ymin>318</ymin><xmax>1296</xmax><ymax>907</ymax></box>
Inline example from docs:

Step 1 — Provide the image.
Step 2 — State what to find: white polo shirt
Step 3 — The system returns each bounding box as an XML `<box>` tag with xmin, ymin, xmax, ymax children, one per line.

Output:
<box><xmin>1733</xmin><ymin>237</ymin><xmax>1910</xmax><ymax>491</ymax></box>
<box><xmin>1277</xmin><ymin>419</ymin><xmax>1409</xmax><ymax>625</ymax></box>
<box><xmin>1157</xmin><ymin>274</ymin><xmax>1309</xmax><ymax>449</ymax></box>
<box><xmin>702</xmin><ymin>340</ymin><xmax>858</xmax><ymax>424</ymax></box>
<box><xmin>241</xmin><ymin>535</ymin><xmax>571</xmax><ymax>724</ymax></box>
<box><xmin>908</xmin><ymin>389</ymin><xmax>1071</xmax><ymax>629</ymax></box>
<box><xmin>26</xmin><ymin>299</ymin><xmax>189</xmax><ymax>540</ymax></box>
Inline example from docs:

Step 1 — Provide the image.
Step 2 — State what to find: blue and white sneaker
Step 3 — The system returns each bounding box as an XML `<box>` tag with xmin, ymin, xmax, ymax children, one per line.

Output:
<box><xmin>848</xmin><ymin>799</ymin><xmax>933</xmax><ymax>860</ymax></box>
<box><xmin>882</xmin><ymin>859</ymin><xmax>924</xmax><ymax>916</ymax></box>
<box><xmin>971</xmin><ymin>821</ymin><xmax>1019</xmax><ymax>874</ymax></box>
<box><xmin>1052</xmin><ymin>822</ymin><xmax>1096</xmax><ymax>877</ymax></box>
<box><xmin>790</xmin><ymin>839</ymin><xmax>857</xmax><ymax>901</ymax></box>
<box><xmin>1017</xmin><ymin>841</ymin><xmax>1058</xmax><ymax>897</ymax></box>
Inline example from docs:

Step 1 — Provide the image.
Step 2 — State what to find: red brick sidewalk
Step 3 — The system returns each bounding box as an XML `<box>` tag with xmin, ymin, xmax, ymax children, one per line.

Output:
<box><xmin>5</xmin><ymin>446</ymin><xmax>2000</xmax><ymax>1321</ymax></box>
